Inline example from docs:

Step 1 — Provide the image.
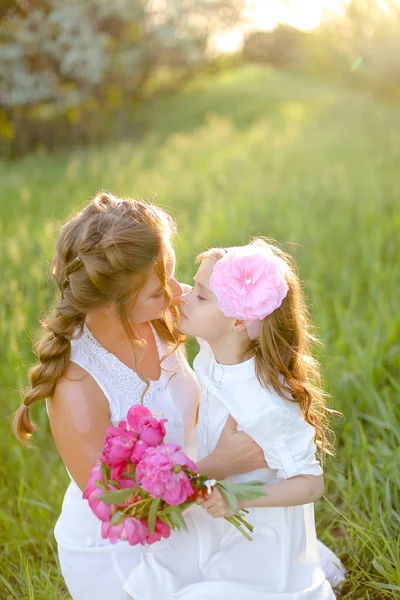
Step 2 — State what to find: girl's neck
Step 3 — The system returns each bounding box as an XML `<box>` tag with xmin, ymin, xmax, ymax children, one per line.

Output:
<box><xmin>208</xmin><ymin>334</ymin><xmax>254</xmax><ymax>366</ymax></box>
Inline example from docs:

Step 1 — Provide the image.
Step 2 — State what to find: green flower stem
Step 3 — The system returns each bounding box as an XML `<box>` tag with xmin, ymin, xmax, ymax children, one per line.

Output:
<box><xmin>225</xmin><ymin>516</ymin><xmax>253</xmax><ymax>541</ymax></box>
<box><xmin>233</xmin><ymin>513</ymin><xmax>254</xmax><ymax>533</ymax></box>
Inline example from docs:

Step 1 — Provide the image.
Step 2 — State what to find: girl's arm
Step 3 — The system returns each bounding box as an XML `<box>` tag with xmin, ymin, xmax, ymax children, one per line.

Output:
<box><xmin>241</xmin><ymin>473</ymin><xmax>324</xmax><ymax>508</ymax></box>
<box><xmin>198</xmin><ymin>474</ymin><xmax>325</xmax><ymax>518</ymax></box>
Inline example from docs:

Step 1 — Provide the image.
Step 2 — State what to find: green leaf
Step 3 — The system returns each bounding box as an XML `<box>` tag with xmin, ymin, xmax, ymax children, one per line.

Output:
<box><xmin>167</xmin><ymin>506</ymin><xmax>188</xmax><ymax>532</ymax></box>
<box><xmin>108</xmin><ymin>479</ymin><xmax>121</xmax><ymax>488</ymax></box>
<box><xmin>98</xmin><ymin>487</ymin><xmax>136</xmax><ymax>505</ymax></box>
<box><xmin>148</xmin><ymin>497</ymin><xmax>161</xmax><ymax>534</ymax></box>
<box><xmin>95</xmin><ymin>479</ymin><xmax>107</xmax><ymax>492</ymax></box>
<box><xmin>219</xmin><ymin>481</ymin><xmax>266</xmax><ymax>500</ymax></box>
<box><xmin>111</xmin><ymin>511</ymin><xmax>125</xmax><ymax>526</ymax></box>
<box><xmin>216</xmin><ymin>484</ymin><xmax>238</xmax><ymax>513</ymax></box>
<box><xmin>158</xmin><ymin>513</ymin><xmax>174</xmax><ymax>530</ymax></box>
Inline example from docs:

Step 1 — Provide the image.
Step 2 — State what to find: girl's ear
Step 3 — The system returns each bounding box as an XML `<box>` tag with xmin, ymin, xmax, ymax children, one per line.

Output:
<box><xmin>233</xmin><ymin>319</ymin><xmax>246</xmax><ymax>333</ymax></box>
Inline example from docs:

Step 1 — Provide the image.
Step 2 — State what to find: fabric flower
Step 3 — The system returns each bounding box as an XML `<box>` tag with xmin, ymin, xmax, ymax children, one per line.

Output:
<box><xmin>101</xmin><ymin>516</ymin><xmax>148</xmax><ymax>545</ymax></box>
<box><xmin>145</xmin><ymin>518</ymin><xmax>171</xmax><ymax>545</ymax></box>
<box><xmin>209</xmin><ymin>245</ymin><xmax>289</xmax><ymax>321</ymax></box>
<box><xmin>136</xmin><ymin>444</ymin><xmax>197</xmax><ymax>506</ymax></box>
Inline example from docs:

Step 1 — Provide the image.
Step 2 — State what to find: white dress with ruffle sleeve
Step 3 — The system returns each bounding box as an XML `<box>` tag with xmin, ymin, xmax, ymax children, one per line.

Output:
<box><xmin>124</xmin><ymin>341</ymin><xmax>339</xmax><ymax>600</ymax></box>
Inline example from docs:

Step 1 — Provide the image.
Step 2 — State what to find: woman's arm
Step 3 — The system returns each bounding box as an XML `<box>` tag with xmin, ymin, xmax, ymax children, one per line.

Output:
<box><xmin>47</xmin><ymin>362</ymin><xmax>112</xmax><ymax>492</ymax></box>
<box><xmin>198</xmin><ymin>474</ymin><xmax>325</xmax><ymax>517</ymax></box>
<box><xmin>196</xmin><ymin>416</ymin><xmax>268</xmax><ymax>480</ymax></box>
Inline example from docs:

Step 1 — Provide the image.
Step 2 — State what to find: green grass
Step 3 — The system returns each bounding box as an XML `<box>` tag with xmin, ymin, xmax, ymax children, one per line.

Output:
<box><xmin>1</xmin><ymin>64</ymin><xmax>399</xmax><ymax>599</ymax></box>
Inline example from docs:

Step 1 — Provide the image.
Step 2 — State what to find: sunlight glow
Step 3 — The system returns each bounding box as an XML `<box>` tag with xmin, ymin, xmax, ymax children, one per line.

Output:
<box><xmin>212</xmin><ymin>0</ymin><xmax>350</xmax><ymax>53</ymax></box>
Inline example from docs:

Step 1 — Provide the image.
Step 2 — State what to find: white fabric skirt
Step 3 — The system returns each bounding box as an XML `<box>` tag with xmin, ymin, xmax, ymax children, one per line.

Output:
<box><xmin>123</xmin><ymin>505</ymin><xmax>343</xmax><ymax>600</ymax></box>
<box><xmin>58</xmin><ymin>541</ymin><xmax>141</xmax><ymax>600</ymax></box>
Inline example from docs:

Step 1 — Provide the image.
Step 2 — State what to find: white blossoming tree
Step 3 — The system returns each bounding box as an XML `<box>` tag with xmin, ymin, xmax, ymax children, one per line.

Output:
<box><xmin>0</xmin><ymin>0</ymin><xmax>244</xmax><ymax>155</ymax></box>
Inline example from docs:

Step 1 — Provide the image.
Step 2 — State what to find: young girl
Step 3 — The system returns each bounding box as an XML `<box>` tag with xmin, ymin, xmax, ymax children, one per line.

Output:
<box><xmin>124</xmin><ymin>239</ymin><xmax>339</xmax><ymax>599</ymax></box>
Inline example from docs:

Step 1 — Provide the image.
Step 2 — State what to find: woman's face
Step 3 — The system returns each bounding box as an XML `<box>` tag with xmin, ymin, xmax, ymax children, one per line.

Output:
<box><xmin>178</xmin><ymin>258</ymin><xmax>233</xmax><ymax>341</ymax></box>
<box><xmin>130</xmin><ymin>244</ymin><xmax>182</xmax><ymax>323</ymax></box>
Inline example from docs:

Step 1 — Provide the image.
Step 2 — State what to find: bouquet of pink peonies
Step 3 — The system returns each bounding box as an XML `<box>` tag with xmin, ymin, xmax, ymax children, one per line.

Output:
<box><xmin>83</xmin><ymin>405</ymin><xmax>265</xmax><ymax>546</ymax></box>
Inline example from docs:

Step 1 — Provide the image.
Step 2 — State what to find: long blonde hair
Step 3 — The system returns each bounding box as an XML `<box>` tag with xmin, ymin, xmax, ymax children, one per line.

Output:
<box><xmin>14</xmin><ymin>192</ymin><xmax>183</xmax><ymax>444</ymax></box>
<box><xmin>198</xmin><ymin>238</ymin><xmax>334</xmax><ymax>456</ymax></box>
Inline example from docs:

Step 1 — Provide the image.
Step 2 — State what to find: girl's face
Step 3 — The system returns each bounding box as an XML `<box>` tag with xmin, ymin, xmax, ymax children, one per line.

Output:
<box><xmin>179</xmin><ymin>258</ymin><xmax>234</xmax><ymax>341</ymax></box>
<box><xmin>130</xmin><ymin>244</ymin><xmax>182</xmax><ymax>323</ymax></box>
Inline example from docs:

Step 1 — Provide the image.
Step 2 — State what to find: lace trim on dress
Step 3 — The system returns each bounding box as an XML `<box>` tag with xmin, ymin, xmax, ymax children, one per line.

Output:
<box><xmin>72</xmin><ymin>324</ymin><xmax>155</xmax><ymax>411</ymax></box>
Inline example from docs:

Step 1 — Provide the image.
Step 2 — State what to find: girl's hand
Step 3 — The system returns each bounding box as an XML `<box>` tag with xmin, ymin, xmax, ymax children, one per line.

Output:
<box><xmin>196</xmin><ymin>487</ymin><xmax>236</xmax><ymax>518</ymax></box>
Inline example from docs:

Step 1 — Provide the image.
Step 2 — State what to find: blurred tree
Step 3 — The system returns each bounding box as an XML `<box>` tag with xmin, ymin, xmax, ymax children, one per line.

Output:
<box><xmin>0</xmin><ymin>0</ymin><xmax>244</xmax><ymax>156</ymax></box>
<box><xmin>243</xmin><ymin>25</ymin><xmax>305</xmax><ymax>67</ymax></box>
<box><xmin>242</xmin><ymin>0</ymin><xmax>400</xmax><ymax>102</ymax></box>
<box><xmin>336</xmin><ymin>0</ymin><xmax>400</xmax><ymax>99</ymax></box>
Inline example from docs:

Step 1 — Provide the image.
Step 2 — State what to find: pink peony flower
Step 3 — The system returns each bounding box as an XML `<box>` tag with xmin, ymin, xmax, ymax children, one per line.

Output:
<box><xmin>85</xmin><ymin>461</ymin><xmax>103</xmax><ymax>491</ymax></box>
<box><xmin>137</xmin><ymin>416</ymin><xmax>167</xmax><ymax>446</ymax></box>
<box><xmin>131</xmin><ymin>439</ymin><xmax>150</xmax><ymax>465</ymax></box>
<box><xmin>145</xmin><ymin>518</ymin><xmax>171</xmax><ymax>545</ymax></box>
<box><xmin>84</xmin><ymin>486</ymin><xmax>113</xmax><ymax>522</ymax></box>
<box><xmin>127</xmin><ymin>405</ymin><xmax>153</xmax><ymax>430</ymax></box>
<box><xmin>101</xmin><ymin>421</ymin><xmax>138</xmax><ymax>468</ymax></box>
<box><xmin>83</xmin><ymin>463</ymin><xmax>113</xmax><ymax>522</ymax></box>
<box><xmin>101</xmin><ymin>516</ymin><xmax>148</xmax><ymax>545</ymax></box>
<box><xmin>136</xmin><ymin>444</ymin><xmax>197</xmax><ymax>506</ymax></box>
<box><xmin>209</xmin><ymin>245</ymin><xmax>289</xmax><ymax>322</ymax></box>
<box><xmin>109</xmin><ymin>464</ymin><xmax>126</xmax><ymax>482</ymax></box>
<box><xmin>127</xmin><ymin>404</ymin><xmax>167</xmax><ymax>447</ymax></box>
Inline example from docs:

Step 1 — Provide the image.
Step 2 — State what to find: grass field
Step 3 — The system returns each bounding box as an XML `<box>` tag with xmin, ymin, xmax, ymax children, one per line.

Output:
<box><xmin>0</xmin><ymin>64</ymin><xmax>399</xmax><ymax>599</ymax></box>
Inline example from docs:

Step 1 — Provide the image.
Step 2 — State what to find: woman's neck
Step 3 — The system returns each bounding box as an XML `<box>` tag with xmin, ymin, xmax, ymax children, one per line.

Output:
<box><xmin>85</xmin><ymin>312</ymin><xmax>149</xmax><ymax>349</ymax></box>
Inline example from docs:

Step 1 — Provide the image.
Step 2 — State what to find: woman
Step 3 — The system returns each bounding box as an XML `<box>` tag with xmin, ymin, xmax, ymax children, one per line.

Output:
<box><xmin>13</xmin><ymin>192</ymin><xmax>272</xmax><ymax>600</ymax></box>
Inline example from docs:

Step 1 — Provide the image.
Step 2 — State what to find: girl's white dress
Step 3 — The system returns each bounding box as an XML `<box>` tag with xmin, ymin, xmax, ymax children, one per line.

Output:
<box><xmin>124</xmin><ymin>341</ymin><xmax>339</xmax><ymax>600</ymax></box>
<box><xmin>52</xmin><ymin>324</ymin><xmax>200</xmax><ymax>600</ymax></box>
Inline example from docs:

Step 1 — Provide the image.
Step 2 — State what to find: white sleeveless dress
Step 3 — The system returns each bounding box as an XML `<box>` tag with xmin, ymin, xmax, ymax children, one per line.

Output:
<box><xmin>53</xmin><ymin>324</ymin><xmax>200</xmax><ymax>600</ymax></box>
<box><xmin>124</xmin><ymin>341</ymin><xmax>345</xmax><ymax>599</ymax></box>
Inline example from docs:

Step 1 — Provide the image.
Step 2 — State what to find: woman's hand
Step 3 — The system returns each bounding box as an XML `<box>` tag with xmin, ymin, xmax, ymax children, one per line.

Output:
<box><xmin>196</xmin><ymin>487</ymin><xmax>236</xmax><ymax>518</ymax></box>
<box><xmin>197</xmin><ymin>416</ymin><xmax>268</xmax><ymax>480</ymax></box>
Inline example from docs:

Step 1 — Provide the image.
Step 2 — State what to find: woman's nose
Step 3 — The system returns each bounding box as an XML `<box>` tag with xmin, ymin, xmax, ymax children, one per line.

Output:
<box><xmin>171</xmin><ymin>279</ymin><xmax>183</xmax><ymax>297</ymax></box>
<box><xmin>180</xmin><ymin>283</ymin><xmax>193</xmax><ymax>296</ymax></box>
<box><xmin>169</xmin><ymin>279</ymin><xmax>184</xmax><ymax>306</ymax></box>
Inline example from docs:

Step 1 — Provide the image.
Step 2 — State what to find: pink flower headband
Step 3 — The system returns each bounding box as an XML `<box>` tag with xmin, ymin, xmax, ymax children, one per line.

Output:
<box><xmin>209</xmin><ymin>245</ymin><xmax>289</xmax><ymax>340</ymax></box>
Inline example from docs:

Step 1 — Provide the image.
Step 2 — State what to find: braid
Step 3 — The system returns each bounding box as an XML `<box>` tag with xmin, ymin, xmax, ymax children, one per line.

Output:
<box><xmin>14</xmin><ymin>297</ymin><xmax>84</xmax><ymax>443</ymax></box>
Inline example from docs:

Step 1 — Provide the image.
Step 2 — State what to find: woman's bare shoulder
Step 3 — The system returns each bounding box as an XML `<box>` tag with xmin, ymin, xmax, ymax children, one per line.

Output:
<box><xmin>50</xmin><ymin>361</ymin><xmax>110</xmax><ymax>416</ymax></box>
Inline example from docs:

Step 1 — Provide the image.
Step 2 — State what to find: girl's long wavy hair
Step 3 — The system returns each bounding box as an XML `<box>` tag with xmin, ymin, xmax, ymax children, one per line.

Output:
<box><xmin>14</xmin><ymin>192</ymin><xmax>184</xmax><ymax>444</ymax></box>
<box><xmin>198</xmin><ymin>238</ymin><xmax>334</xmax><ymax>457</ymax></box>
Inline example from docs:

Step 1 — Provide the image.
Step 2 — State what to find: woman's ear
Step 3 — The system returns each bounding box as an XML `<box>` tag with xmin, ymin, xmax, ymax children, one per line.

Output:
<box><xmin>233</xmin><ymin>319</ymin><xmax>246</xmax><ymax>333</ymax></box>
